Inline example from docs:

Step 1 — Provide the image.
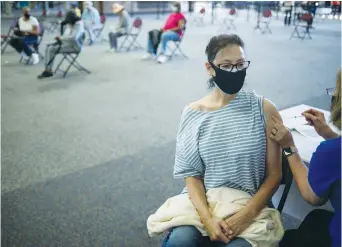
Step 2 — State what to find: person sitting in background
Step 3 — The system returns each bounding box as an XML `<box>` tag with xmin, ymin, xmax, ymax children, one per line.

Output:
<box><xmin>271</xmin><ymin>69</ymin><xmax>341</xmax><ymax>247</ymax></box>
<box><xmin>38</xmin><ymin>10</ymin><xmax>85</xmax><ymax>79</ymax></box>
<box><xmin>82</xmin><ymin>1</ymin><xmax>101</xmax><ymax>45</ymax></box>
<box><xmin>60</xmin><ymin>3</ymin><xmax>81</xmax><ymax>35</ymax></box>
<box><xmin>10</xmin><ymin>7</ymin><xmax>40</xmax><ymax>64</ymax></box>
<box><xmin>72</xmin><ymin>3</ymin><xmax>81</xmax><ymax>18</ymax></box>
<box><xmin>142</xmin><ymin>2</ymin><xmax>185</xmax><ymax>64</ymax></box>
<box><xmin>107</xmin><ymin>3</ymin><xmax>131</xmax><ymax>53</ymax></box>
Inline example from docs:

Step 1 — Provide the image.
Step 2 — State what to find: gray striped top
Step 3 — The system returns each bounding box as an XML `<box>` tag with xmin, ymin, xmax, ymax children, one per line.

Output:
<box><xmin>174</xmin><ymin>90</ymin><xmax>267</xmax><ymax>195</ymax></box>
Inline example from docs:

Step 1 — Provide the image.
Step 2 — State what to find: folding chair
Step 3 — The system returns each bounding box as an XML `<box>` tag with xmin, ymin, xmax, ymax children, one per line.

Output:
<box><xmin>46</xmin><ymin>12</ymin><xmax>63</xmax><ymax>34</ymax></box>
<box><xmin>192</xmin><ymin>7</ymin><xmax>206</xmax><ymax>26</ymax></box>
<box><xmin>276</xmin><ymin>153</ymin><xmax>293</xmax><ymax>213</ymax></box>
<box><xmin>54</xmin><ymin>34</ymin><xmax>91</xmax><ymax>78</ymax></box>
<box><xmin>255</xmin><ymin>9</ymin><xmax>272</xmax><ymax>34</ymax></box>
<box><xmin>1</xmin><ymin>18</ymin><xmax>18</xmax><ymax>54</ymax></box>
<box><xmin>93</xmin><ymin>14</ymin><xmax>108</xmax><ymax>43</ymax></box>
<box><xmin>221</xmin><ymin>8</ymin><xmax>237</xmax><ymax>30</ymax></box>
<box><xmin>19</xmin><ymin>23</ymin><xmax>45</xmax><ymax>64</ymax></box>
<box><xmin>290</xmin><ymin>13</ymin><xmax>314</xmax><ymax>40</ymax></box>
<box><xmin>118</xmin><ymin>17</ymin><xmax>143</xmax><ymax>52</ymax></box>
<box><xmin>162</xmin><ymin>23</ymin><xmax>188</xmax><ymax>60</ymax></box>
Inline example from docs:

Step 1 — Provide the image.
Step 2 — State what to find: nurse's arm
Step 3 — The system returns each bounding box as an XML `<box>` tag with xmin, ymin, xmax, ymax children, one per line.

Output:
<box><xmin>287</xmin><ymin>153</ymin><xmax>328</xmax><ymax>206</ymax></box>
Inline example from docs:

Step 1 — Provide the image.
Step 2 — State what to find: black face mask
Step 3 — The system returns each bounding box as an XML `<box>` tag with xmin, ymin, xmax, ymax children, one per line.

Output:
<box><xmin>209</xmin><ymin>62</ymin><xmax>246</xmax><ymax>95</ymax></box>
<box><xmin>24</xmin><ymin>13</ymin><xmax>30</xmax><ymax>19</ymax></box>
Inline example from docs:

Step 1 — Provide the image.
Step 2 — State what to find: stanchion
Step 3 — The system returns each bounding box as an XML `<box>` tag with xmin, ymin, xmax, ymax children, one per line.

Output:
<box><xmin>156</xmin><ymin>1</ymin><xmax>160</xmax><ymax>20</ymax></box>
<box><xmin>254</xmin><ymin>3</ymin><xmax>261</xmax><ymax>31</ymax></box>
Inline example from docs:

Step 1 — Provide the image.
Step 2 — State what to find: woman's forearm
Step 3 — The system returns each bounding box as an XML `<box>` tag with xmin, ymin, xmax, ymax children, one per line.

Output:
<box><xmin>321</xmin><ymin>127</ymin><xmax>339</xmax><ymax>140</ymax></box>
<box><xmin>244</xmin><ymin>174</ymin><xmax>281</xmax><ymax>218</ymax></box>
<box><xmin>185</xmin><ymin>176</ymin><xmax>212</xmax><ymax>221</ymax></box>
<box><xmin>287</xmin><ymin>153</ymin><xmax>324</xmax><ymax>205</ymax></box>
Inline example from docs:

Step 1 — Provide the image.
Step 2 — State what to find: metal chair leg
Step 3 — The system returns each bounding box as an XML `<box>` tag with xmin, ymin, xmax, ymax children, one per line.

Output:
<box><xmin>63</xmin><ymin>55</ymin><xmax>78</xmax><ymax>78</ymax></box>
<box><xmin>55</xmin><ymin>55</ymin><xmax>66</xmax><ymax>74</ymax></box>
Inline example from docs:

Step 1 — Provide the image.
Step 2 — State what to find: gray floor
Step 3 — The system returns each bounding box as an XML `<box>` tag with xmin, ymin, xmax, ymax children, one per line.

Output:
<box><xmin>1</xmin><ymin>13</ymin><xmax>341</xmax><ymax>247</ymax></box>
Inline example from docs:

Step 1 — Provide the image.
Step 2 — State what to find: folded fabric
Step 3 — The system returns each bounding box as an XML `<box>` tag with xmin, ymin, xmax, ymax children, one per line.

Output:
<box><xmin>147</xmin><ymin>187</ymin><xmax>284</xmax><ymax>247</ymax></box>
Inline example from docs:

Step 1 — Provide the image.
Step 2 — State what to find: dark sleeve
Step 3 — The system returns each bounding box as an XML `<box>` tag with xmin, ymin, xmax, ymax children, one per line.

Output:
<box><xmin>308</xmin><ymin>142</ymin><xmax>337</xmax><ymax>198</ymax></box>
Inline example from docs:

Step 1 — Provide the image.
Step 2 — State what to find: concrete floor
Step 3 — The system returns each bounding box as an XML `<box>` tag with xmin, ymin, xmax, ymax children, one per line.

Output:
<box><xmin>1</xmin><ymin>13</ymin><xmax>341</xmax><ymax>247</ymax></box>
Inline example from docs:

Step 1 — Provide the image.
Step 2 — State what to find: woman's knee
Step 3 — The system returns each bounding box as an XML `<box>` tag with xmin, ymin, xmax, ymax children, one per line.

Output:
<box><xmin>162</xmin><ymin>225</ymin><xmax>203</xmax><ymax>247</ymax></box>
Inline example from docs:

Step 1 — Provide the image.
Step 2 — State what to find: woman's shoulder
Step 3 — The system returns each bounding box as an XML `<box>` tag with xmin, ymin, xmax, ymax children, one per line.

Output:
<box><xmin>187</xmin><ymin>99</ymin><xmax>207</xmax><ymax>112</ymax></box>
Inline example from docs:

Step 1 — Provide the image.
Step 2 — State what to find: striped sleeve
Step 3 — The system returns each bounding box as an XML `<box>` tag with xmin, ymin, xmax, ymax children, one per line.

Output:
<box><xmin>173</xmin><ymin>108</ymin><xmax>204</xmax><ymax>179</ymax></box>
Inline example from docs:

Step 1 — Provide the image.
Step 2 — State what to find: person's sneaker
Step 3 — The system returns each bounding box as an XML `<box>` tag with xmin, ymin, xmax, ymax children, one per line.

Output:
<box><xmin>20</xmin><ymin>51</ymin><xmax>29</xmax><ymax>61</ymax></box>
<box><xmin>88</xmin><ymin>40</ymin><xmax>94</xmax><ymax>46</ymax></box>
<box><xmin>31</xmin><ymin>53</ymin><xmax>39</xmax><ymax>65</ymax></box>
<box><xmin>141</xmin><ymin>53</ymin><xmax>156</xmax><ymax>61</ymax></box>
<box><xmin>37</xmin><ymin>71</ymin><xmax>53</xmax><ymax>79</ymax></box>
<box><xmin>157</xmin><ymin>54</ymin><xmax>168</xmax><ymax>64</ymax></box>
<box><xmin>107</xmin><ymin>48</ymin><xmax>115</xmax><ymax>53</ymax></box>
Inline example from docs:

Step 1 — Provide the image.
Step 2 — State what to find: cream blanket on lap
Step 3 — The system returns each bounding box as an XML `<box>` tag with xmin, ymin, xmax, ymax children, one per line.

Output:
<box><xmin>147</xmin><ymin>187</ymin><xmax>284</xmax><ymax>247</ymax></box>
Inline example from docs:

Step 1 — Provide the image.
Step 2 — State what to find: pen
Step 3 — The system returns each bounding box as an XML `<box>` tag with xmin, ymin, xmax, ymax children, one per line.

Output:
<box><xmin>288</xmin><ymin>116</ymin><xmax>305</xmax><ymax>119</ymax></box>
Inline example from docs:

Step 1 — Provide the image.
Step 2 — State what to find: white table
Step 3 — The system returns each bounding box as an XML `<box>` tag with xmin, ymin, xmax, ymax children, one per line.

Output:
<box><xmin>279</xmin><ymin>104</ymin><xmax>331</xmax><ymax>164</ymax></box>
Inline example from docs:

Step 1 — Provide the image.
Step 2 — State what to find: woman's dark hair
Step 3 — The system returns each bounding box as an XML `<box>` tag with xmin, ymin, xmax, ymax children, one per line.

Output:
<box><xmin>205</xmin><ymin>34</ymin><xmax>245</xmax><ymax>88</ymax></box>
<box><xmin>173</xmin><ymin>2</ymin><xmax>181</xmax><ymax>12</ymax></box>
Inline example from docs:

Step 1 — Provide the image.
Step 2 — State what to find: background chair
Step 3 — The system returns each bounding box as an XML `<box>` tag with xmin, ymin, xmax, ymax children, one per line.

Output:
<box><xmin>192</xmin><ymin>7</ymin><xmax>206</xmax><ymax>26</ymax></box>
<box><xmin>221</xmin><ymin>8</ymin><xmax>237</xmax><ymax>30</ymax></box>
<box><xmin>54</xmin><ymin>33</ymin><xmax>90</xmax><ymax>78</ymax></box>
<box><xmin>118</xmin><ymin>17</ymin><xmax>143</xmax><ymax>52</ymax></box>
<box><xmin>1</xmin><ymin>18</ymin><xmax>18</xmax><ymax>54</ymax></box>
<box><xmin>46</xmin><ymin>12</ymin><xmax>63</xmax><ymax>34</ymax></box>
<box><xmin>93</xmin><ymin>14</ymin><xmax>108</xmax><ymax>43</ymax></box>
<box><xmin>255</xmin><ymin>9</ymin><xmax>273</xmax><ymax>34</ymax></box>
<box><xmin>290</xmin><ymin>13</ymin><xmax>314</xmax><ymax>40</ymax></box>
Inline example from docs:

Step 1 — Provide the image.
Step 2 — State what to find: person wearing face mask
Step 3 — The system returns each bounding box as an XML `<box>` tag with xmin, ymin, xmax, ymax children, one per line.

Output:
<box><xmin>10</xmin><ymin>7</ymin><xmax>40</xmax><ymax>64</ymax></box>
<box><xmin>82</xmin><ymin>1</ymin><xmax>101</xmax><ymax>45</ymax></box>
<box><xmin>107</xmin><ymin>3</ymin><xmax>131</xmax><ymax>53</ymax></box>
<box><xmin>141</xmin><ymin>2</ymin><xmax>185</xmax><ymax>64</ymax></box>
<box><xmin>37</xmin><ymin>10</ymin><xmax>85</xmax><ymax>79</ymax></box>
<box><xmin>161</xmin><ymin>34</ymin><xmax>283</xmax><ymax>247</ymax></box>
<box><xmin>270</xmin><ymin>69</ymin><xmax>341</xmax><ymax>247</ymax></box>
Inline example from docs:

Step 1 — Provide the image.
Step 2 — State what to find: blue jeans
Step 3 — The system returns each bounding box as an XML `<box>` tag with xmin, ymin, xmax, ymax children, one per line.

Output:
<box><xmin>147</xmin><ymin>31</ymin><xmax>180</xmax><ymax>55</ymax></box>
<box><xmin>10</xmin><ymin>35</ymin><xmax>38</xmax><ymax>56</ymax></box>
<box><xmin>162</xmin><ymin>226</ymin><xmax>252</xmax><ymax>247</ymax></box>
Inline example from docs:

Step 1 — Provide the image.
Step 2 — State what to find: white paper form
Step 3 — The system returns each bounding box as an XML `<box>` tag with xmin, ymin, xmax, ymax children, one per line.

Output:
<box><xmin>280</xmin><ymin>104</ymin><xmax>331</xmax><ymax>141</ymax></box>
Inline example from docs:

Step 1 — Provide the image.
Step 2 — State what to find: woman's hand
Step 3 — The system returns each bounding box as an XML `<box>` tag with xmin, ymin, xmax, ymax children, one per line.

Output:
<box><xmin>269</xmin><ymin>116</ymin><xmax>294</xmax><ymax>148</ymax></box>
<box><xmin>302</xmin><ymin>109</ymin><xmax>338</xmax><ymax>140</ymax></box>
<box><xmin>224</xmin><ymin>210</ymin><xmax>253</xmax><ymax>239</ymax></box>
<box><xmin>202</xmin><ymin>216</ymin><xmax>233</xmax><ymax>244</ymax></box>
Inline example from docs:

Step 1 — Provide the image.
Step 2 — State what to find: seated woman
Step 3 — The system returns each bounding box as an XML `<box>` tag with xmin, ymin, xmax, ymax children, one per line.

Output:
<box><xmin>10</xmin><ymin>7</ymin><xmax>40</xmax><ymax>64</ymax></box>
<box><xmin>82</xmin><ymin>1</ymin><xmax>101</xmax><ymax>45</ymax></box>
<box><xmin>271</xmin><ymin>69</ymin><xmax>341</xmax><ymax>247</ymax></box>
<box><xmin>37</xmin><ymin>10</ymin><xmax>84</xmax><ymax>79</ymax></box>
<box><xmin>141</xmin><ymin>2</ymin><xmax>185</xmax><ymax>64</ymax></box>
<box><xmin>107</xmin><ymin>3</ymin><xmax>131</xmax><ymax>53</ymax></box>
<box><xmin>162</xmin><ymin>34</ymin><xmax>282</xmax><ymax>247</ymax></box>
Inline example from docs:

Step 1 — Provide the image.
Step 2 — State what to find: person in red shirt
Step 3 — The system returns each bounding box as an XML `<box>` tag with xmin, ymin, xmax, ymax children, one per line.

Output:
<box><xmin>142</xmin><ymin>2</ymin><xmax>185</xmax><ymax>64</ymax></box>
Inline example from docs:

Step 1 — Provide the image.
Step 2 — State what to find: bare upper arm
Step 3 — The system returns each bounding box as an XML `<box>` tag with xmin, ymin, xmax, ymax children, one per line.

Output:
<box><xmin>263</xmin><ymin>99</ymin><xmax>282</xmax><ymax>180</ymax></box>
<box><xmin>178</xmin><ymin>19</ymin><xmax>185</xmax><ymax>28</ymax></box>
